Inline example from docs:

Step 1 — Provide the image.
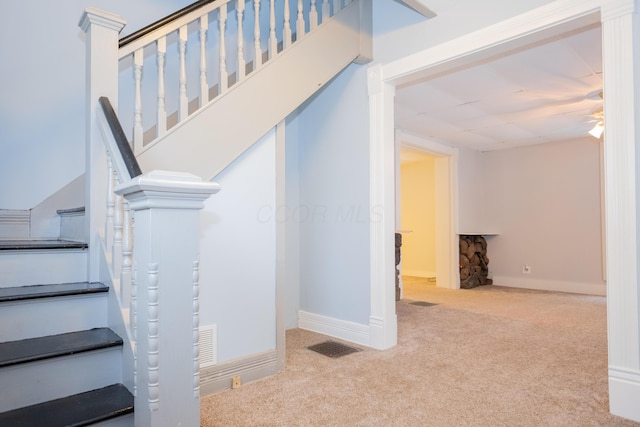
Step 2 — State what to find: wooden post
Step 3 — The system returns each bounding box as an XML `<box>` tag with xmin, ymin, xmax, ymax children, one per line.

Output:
<box><xmin>116</xmin><ymin>171</ymin><xmax>219</xmax><ymax>427</ymax></box>
<box><xmin>79</xmin><ymin>8</ymin><xmax>126</xmax><ymax>282</ymax></box>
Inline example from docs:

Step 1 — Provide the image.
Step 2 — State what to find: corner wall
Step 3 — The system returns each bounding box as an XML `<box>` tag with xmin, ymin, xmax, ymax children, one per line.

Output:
<box><xmin>480</xmin><ymin>138</ymin><xmax>605</xmax><ymax>294</ymax></box>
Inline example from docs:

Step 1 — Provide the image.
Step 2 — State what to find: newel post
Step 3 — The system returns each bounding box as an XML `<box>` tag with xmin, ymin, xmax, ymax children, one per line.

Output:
<box><xmin>116</xmin><ymin>171</ymin><xmax>220</xmax><ymax>427</ymax></box>
<box><xmin>79</xmin><ymin>8</ymin><xmax>126</xmax><ymax>282</ymax></box>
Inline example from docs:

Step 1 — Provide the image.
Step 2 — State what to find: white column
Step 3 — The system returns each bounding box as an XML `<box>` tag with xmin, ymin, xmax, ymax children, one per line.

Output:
<box><xmin>601</xmin><ymin>3</ymin><xmax>640</xmax><ymax>422</ymax></box>
<box><xmin>79</xmin><ymin>8</ymin><xmax>126</xmax><ymax>282</ymax></box>
<box><xmin>116</xmin><ymin>171</ymin><xmax>220</xmax><ymax>427</ymax></box>
<box><xmin>367</xmin><ymin>64</ymin><xmax>397</xmax><ymax>350</ymax></box>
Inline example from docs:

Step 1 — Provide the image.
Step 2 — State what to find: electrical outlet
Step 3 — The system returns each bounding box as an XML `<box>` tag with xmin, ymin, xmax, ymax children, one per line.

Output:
<box><xmin>232</xmin><ymin>376</ymin><xmax>241</xmax><ymax>389</ymax></box>
<box><xmin>522</xmin><ymin>265</ymin><xmax>531</xmax><ymax>274</ymax></box>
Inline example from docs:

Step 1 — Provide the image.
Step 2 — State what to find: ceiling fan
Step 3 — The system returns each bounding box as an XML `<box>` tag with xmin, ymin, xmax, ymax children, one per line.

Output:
<box><xmin>587</xmin><ymin>91</ymin><xmax>604</xmax><ymax>139</ymax></box>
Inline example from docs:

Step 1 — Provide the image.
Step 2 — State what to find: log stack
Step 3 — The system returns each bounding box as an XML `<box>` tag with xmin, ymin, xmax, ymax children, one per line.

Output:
<box><xmin>459</xmin><ymin>235</ymin><xmax>491</xmax><ymax>289</ymax></box>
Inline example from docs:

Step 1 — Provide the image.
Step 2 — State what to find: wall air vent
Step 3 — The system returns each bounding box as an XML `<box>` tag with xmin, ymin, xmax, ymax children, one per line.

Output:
<box><xmin>199</xmin><ymin>324</ymin><xmax>217</xmax><ymax>368</ymax></box>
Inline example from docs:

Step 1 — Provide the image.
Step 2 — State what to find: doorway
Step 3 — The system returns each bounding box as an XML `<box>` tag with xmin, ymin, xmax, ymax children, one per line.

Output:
<box><xmin>395</xmin><ymin>130</ymin><xmax>459</xmax><ymax>295</ymax></box>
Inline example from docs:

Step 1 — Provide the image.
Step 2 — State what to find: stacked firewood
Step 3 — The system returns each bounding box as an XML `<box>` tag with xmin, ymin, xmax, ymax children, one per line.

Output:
<box><xmin>459</xmin><ymin>235</ymin><xmax>491</xmax><ymax>289</ymax></box>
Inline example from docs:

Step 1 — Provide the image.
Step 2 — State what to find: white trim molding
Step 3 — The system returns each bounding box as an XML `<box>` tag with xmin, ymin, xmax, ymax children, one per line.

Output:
<box><xmin>298</xmin><ymin>311</ymin><xmax>371</xmax><ymax>347</ymax></box>
<box><xmin>0</xmin><ymin>210</ymin><xmax>30</xmax><ymax>239</ymax></box>
<box><xmin>609</xmin><ymin>367</ymin><xmax>640</xmax><ymax>422</ymax></box>
<box><xmin>492</xmin><ymin>276</ymin><xmax>607</xmax><ymax>296</ymax></box>
<box><xmin>199</xmin><ymin>350</ymin><xmax>280</xmax><ymax>395</ymax></box>
<box><xmin>370</xmin><ymin>0</ymin><xmax>640</xmax><ymax>421</ymax></box>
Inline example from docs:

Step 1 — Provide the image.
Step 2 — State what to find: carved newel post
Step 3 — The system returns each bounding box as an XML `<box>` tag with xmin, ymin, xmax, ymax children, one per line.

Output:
<box><xmin>116</xmin><ymin>171</ymin><xmax>220</xmax><ymax>427</ymax></box>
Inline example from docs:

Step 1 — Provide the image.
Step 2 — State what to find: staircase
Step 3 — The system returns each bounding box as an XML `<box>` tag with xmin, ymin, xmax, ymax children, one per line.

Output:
<box><xmin>0</xmin><ymin>228</ymin><xmax>134</xmax><ymax>425</ymax></box>
<box><xmin>0</xmin><ymin>0</ymin><xmax>371</xmax><ymax>425</ymax></box>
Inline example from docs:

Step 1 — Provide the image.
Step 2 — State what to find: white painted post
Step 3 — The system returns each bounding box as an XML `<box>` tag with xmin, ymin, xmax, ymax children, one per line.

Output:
<box><xmin>269</xmin><ymin>0</ymin><xmax>277</xmax><ymax>59</ymax></box>
<box><xmin>115</xmin><ymin>171</ymin><xmax>220</xmax><ymax>427</ymax></box>
<box><xmin>237</xmin><ymin>0</ymin><xmax>246</xmax><ymax>80</ymax></box>
<box><xmin>179</xmin><ymin>25</ymin><xmax>189</xmax><ymax>122</ymax></box>
<box><xmin>199</xmin><ymin>16</ymin><xmax>209</xmax><ymax>107</ymax></box>
<box><xmin>601</xmin><ymin>3</ymin><xmax>640</xmax><ymax>422</ymax></box>
<box><xmin>284</xmin><ymin>0</ymin><xmax>292</xmax><ymax>49</ymax></box>
<box><xmin>133</xmin><ymin>49</ymin><xmax>144</xmax><ymax>151</ymax></box>
<box><xmin>310</xmin><ymin>0</ymin><xmax>318</xmax><ymax>30</ymax></box>
<box><xmin>296</xmin><ymin>0</ymin><xmax>305</xmax><ymax>39</ymax></box>
<box><xmin>157</xmin><ymin>36</ymin><xmax>167</xmax><ymax>137</ymax></box>
<box><xmin>79</xmin><ymin>8</ymin><xmax>126</xmax><ymax>283</ymax></box>
<box><xmin>219</xmin><ymin>5</ymin><xmax>228</xmax><ymax>92</ymax></box>
<box><xmin>254</xmin><ymin>0</ymin><xmax>262</xmax><ymax>70</ymax></box>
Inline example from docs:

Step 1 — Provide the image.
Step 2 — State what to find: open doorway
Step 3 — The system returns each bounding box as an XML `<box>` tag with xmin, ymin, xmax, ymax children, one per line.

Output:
<box><xmin>395</xmin><ymin>130</ymin><xmax>458</xmax><ymax>296</ymax></box>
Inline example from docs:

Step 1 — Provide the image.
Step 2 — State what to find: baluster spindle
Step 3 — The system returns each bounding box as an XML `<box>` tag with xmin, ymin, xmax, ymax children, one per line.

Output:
<box><xmin>179</xmin><ymin>25</ymin><xmax>188</xmax><ymax>122</ymax></box>
<box><xmin>219</xmin><ymin>6</ymin><xmax>228</xmax><ymax>92</ymax></box>
<box><xmin>254</xmin><ymin>0</ymin><xmax>261</xmax><ymax>71</ymax></box>
<box><xmin>296</xmin><ymin>0</ymin><xmax>305</xmax><ymax>39</ymax></box>
<box><xmin>310</xmin><ymin>0</ymin><xmax>318</xmax><ymax>30</ymax></box>
<box><xmin>322</xmin><ymin>0</ymin><xmax>330</xmax><ymax>22</ymax></box>
<box><xmin>199</xmin><ymin>15</ymin><xmax>208</xmax><ymax>106</ymax></box>
<box><xmin>106</xmin><ymin>156</ymin><xmax>115</xmax><ymax>250</ymax></box>
<box><xmin>237</xmin><ymin>0</ymin><xmax>246</xmax><ymax>80</ymax></box>
<box><xmin>333</xmin><ymin>0</ymin><xmax>341</xmax><ymax>14</ymax></box>
<box><xmin>113</xmin><ymin>184</ymin><xmax>124</xmax><ymax>277</ymax></box>
<box><xmin>121</xmin><ymin>201</ymin><xmax>133</xmax><ymax>306</ymax></box>
<box><xmin>156</xmin><ymin>36</ymin><xmax>167</xmax><ymax>137</ymax></box>
<box><xmin>133</xmin><ymin>49</ymin><xmax>143</xmax><ymax>151</ymax></box>
<box><xmin>283</xmin><ymin>0</ymin><xmax>292</xmax><ymax>48</ymax></box>
<box><xmin>269</xmin><ymin>0</ymin><xmax>277</xmax><ymax>58</ymax></box>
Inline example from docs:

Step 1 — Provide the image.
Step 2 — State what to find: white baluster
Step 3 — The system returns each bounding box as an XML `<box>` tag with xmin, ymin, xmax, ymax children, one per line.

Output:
<box><xmin>133</xmin><ymin>49</ymin><xmax>143</xmax><ymax>151</ymax></box>
<box><xmin>121</xmin><ymin>200</ymin><xmax>133</xmax><ymax>306</ymax></box>
<box><xmin>179</xmin><ymin>25</ymin><xmax>188</xmax><ymax>122</ymax></box>
<box><xmin>269</xmin><ymin>0</ymin><xmax>277</xmax><ymax>58</ymax></box>
<box><xmin>237</xmin><ymin>0</ymin><xmax>246</xmax><ymax>80</ymax></box>
<box><xmin>254</xmin><ymin>0</ymin><xmax>262</xmax><ymax>70</ymax></box>
<box><xmin>219</xmin><ymin>6</ymin><xmax>228</xmax><ymax>92</ymax></box>
<box><xmin>296</xmin><ymin>0</ymin><xmax>305</xmax><ymax>39</ymax></box>
<box><xmin>333</xmin><ymin>0</ymin><xmax>341</xmax><ymax>14</ymax></box>
<box><xmin>156</xmin><ymin>36</ymin><xmax>167</xmax><ymax>137</ymax></box>
<box><xmin>283</xmin><ymin>0</ymin><xmax>292</xmax><ymax>48</ymax></box>
<box><xmin>322</xmin><ymin>0</ymin><xmax>330</xmax><ymax>22</ymax></box>
<box><xmin>113</xmin><ymin>180</ymin><xmax>123</xmax><ymax>277</ymax></box>
<box><xmin>131</xmin><ymin>262</ymin><xmax>137</xmax><ymax>341</ymax></box>
<box><xmin>199</xmin><ymin>15</ymin><xmax>208</xmax><ymax>106</ymax></box>
<box><xmin>310</xmin><ymin>0</ymin><xmax>318</xmax><ymax>30</ymax></box>
<box><xmin>106</xmin><ymin>155</ymin><xmax>115</xmax><ymax>250</ymax></box>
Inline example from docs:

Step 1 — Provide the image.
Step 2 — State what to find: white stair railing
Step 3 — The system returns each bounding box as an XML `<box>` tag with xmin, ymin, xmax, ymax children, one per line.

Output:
<box><xmin>117</xmin><ymin>0</ymin><xmax>348</xmax><ymax>154</ymax></box>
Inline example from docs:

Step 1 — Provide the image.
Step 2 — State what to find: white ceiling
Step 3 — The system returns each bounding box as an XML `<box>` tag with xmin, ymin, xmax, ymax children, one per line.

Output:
<box><xmin>395</xmin><ymin>25</ymin><xmax>603</xmax><ymax>152</ymax></box>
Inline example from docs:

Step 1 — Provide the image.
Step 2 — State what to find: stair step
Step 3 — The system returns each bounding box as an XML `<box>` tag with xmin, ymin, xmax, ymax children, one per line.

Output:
<box><xmin>0</xmin><ymin>383</ymin><xmax>133</xmax><ymax>427</ymax></box>
<box><xmin>0</xmin><ymin>282</ymin><xmax>107</xmax><ymax>303</ymax></box>
<box><xmin>0</xmin><ymin>239</ymin><xmax>87</xmax><ymax>251</ymax></box>
<box><xmin>0</xmin><ymin>328</ymin><xmax>121</xmax><ymax>368</ymax></box>
<box><xmin>0</xmin><ymin>283</ymin><xmax>109</xmax><ymax>342</ymax></box>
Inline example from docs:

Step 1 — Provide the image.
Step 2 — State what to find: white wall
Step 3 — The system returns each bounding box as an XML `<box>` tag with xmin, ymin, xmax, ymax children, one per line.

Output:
<box><xmin>481</xmin><ymin>138</ymin><xmax>605</xmax><ymax>291</ymax></box>
<box><xmin>0</xmin><ymin>0</ymin><xmax>192</xmax><ymax>209</ymax></box>
<box><xmin>373</xmin><ymin>0</ymin><xmax>555</xmax><ymax>64</ymax></box>
<box><xmin>297</xmin><ymin>64</ymin><xmax>371</xmax><ymax>326</ymax></box>
<box><xmin>199</xmin><ymin>131</ymin><xmax>277</xmax><ymax>363</ymax></box>
<box><xmin>400</xmin><ymin>158</ymin><xmax>437</xmax><ymax>277</ymax></box>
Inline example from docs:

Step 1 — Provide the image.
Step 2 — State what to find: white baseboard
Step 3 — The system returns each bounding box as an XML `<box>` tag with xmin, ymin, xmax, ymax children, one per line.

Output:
<box><xmin>492</xmin><ymin>276</ymin><xmax>606</xmax><ymax>296</ymax></box>
<box><xmin>0</xmin><ymin>210</ymin><xmax>30</xmax><ymax>238</ymax></box>
<box><xmin>609</xmin><ymin>367</ymin><xmax>640</xmax><ymax>422</ymax></box>
<box><xmin>298</xmin><ymin>310</ymin><xmax>370</xmax><ymax>347</ymax></box>
<box><xmin>401</xmin><ymin>269</ymin><xmax>436</xmax><ymax>279</ymax></box>
<box><xmin>199</xmin><ymin>349</ymin><xmax>280</xmax><ymax>395</ymax></box>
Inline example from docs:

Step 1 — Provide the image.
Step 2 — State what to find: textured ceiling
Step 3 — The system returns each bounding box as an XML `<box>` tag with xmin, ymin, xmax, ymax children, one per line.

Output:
<box><xmin>395</xmin><ymin>25</ymin><xmax>603</xmax><ymax>152</ymax></box>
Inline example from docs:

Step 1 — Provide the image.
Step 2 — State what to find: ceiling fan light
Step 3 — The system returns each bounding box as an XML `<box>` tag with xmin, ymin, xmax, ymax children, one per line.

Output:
<box><xmin>589</xmin><ymin>121</ymin><xmax>605</xmax><ymax>139</ymax></box>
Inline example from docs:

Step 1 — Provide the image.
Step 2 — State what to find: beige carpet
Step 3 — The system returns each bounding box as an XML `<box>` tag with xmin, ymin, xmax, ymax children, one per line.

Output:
<box><xmin>201</xmin><ymin>278</ymin><xmax>639</xmax><ymax>426</ymax></box>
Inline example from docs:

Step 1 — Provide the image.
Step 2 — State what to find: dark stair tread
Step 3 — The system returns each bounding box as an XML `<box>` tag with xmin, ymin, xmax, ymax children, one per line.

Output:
<box><xmin>0</xmin><ymin>328</ymin><xmax>122</xmax><ymax>368</ymax></box>
<box><xmin>0</xmin><ymin>240</ymin><xmax>87</xmax><ymax>251</ymax></box>
<box><xmin>56</xmin><ymin>207</ymin><xmax>85</xmax><ymax>215</ymax></box>
<box><xmin>0</xmin><ymin>383</ymin><xmax>133</xmax><ymax>427</ymax></box>
<box><xmin>0</xmin><ymin>282</ymin><xmax>108</xmax><ymax>303</ymax></box>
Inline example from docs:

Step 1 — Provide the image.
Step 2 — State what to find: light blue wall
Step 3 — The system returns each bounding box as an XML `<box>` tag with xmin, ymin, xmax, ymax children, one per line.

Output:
<box><xmin>296</xmin><ymin>64</ymin><xmax>371</xmax><ymax>325</ymax></box>
<box><xmin>199</xmin><ymin>130</ymin><xmax>277</xmax><ymax>363</ymax></box>
<box><xmin>0</xmin><ymin>1</ymin><xmax>193</xmax><ymax>209</ymax></box>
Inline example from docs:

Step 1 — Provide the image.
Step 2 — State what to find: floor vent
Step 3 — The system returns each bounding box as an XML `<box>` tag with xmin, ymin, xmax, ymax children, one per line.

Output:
<box><xmin>199</xmin><ymin>325</ymin><xmax>217</xmax><ymax>367</ymax></box>
<box><xmin>410</xmin><ymin>301</ymin><xmax>438</xmax><ymax>307</ymax></box>
<box><xmin>307</xmin><ymin>341</ymin><xmax>361</xmax><ymax>358</ymax></box>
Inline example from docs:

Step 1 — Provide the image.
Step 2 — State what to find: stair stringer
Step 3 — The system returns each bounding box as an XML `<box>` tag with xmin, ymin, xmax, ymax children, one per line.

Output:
<box><xmin>136</xmin><ymin>2</ymin><xmax>366</xmax><ymax>180</ymax></box>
